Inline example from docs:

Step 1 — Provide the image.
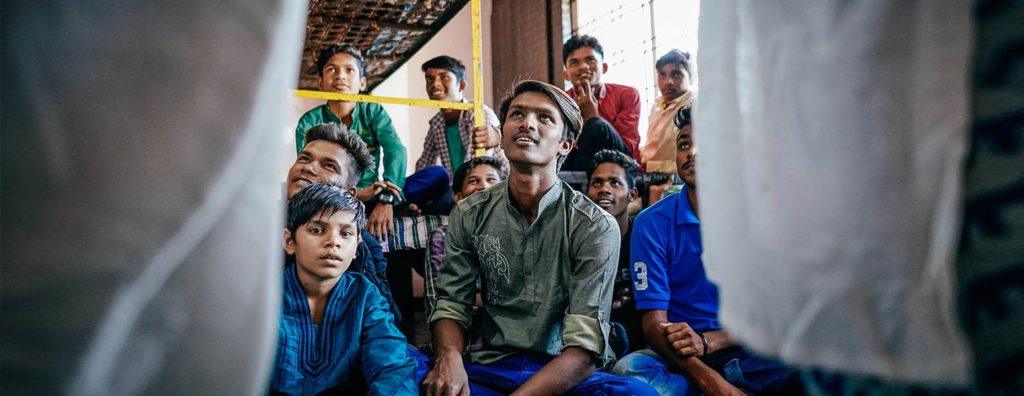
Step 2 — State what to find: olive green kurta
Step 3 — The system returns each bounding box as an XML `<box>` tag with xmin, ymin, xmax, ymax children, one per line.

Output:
<box><xmin>430</xmin><ymin>180</ymin><xmax>620</xmax><ymax>367</ymax></box>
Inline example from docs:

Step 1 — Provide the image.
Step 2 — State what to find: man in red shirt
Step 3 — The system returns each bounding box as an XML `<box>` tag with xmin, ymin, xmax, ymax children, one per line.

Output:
<box><xmin>564</xmin><ymin>35</ymin><xmax>642</xmax><ymax>163</ymax></box>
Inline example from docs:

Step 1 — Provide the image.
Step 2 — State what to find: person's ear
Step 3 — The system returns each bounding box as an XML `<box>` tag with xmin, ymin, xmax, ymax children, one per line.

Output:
<box><xmin>602</xmin><ymin>63</ymin><xmax>609</xmax><ymax>74</ymax></box>
<box><xmin>559</xmin><ymin>137</ymin><xmax>574</xmax><ymax>156</ymax></box>
<box><xmin>358</xmin><ymin>76</ymin><xmax>367</xmax><ymax>93</ymax></box>
<box><xmin>562</xmin><ymin>69</ymin><xmax>570</xmax><ymax>81</ymax></box>
<box><xmin>453</xmin><ymin>191</ymin><xmax>463</xmax><ymax>202</ymax></box>
<box><xmin>283</xmin><ymin>229</ymin><xmax>296</xmax><ymax>255</ymax></box>
<box><xmin>628</xmin><ymin>187</ymin><xmax>639</xmax><ymax>202</ymax></box>
<box><xmin>458</xmin><ymin>79</ymin><xmax>467</xmax><ymax>92</ymax></box>
<box><xmin>316</xmin><ymin>76</ymin><xmax>324</xmax><ymax>90</ymax></box>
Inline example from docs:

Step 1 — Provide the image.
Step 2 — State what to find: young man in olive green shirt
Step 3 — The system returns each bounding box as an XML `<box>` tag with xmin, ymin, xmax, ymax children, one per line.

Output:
<box><xmin>415</xmin><ymin>80</ymin><xmax>657</xmax><ymax>395</ymax></box>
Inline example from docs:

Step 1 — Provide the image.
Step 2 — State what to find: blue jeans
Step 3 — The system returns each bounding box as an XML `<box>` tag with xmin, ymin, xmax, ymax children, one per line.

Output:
<box><xmin>612</xmin><ymin>347</ymin><xmax>801</xmax><ymax>395</ymax></box>
<box><xmin>412</xmin><ymin>349</ymin><xmax>658</xmax><ymax>395</ymax></box>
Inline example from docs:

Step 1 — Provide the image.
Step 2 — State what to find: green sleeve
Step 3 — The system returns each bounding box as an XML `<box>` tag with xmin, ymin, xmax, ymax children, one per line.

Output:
<box><xmin>563</xmin><ymin>214</ymin><xmax>620</xmax><ymax>367</ymax></box>
<box><xmin>294</xmin><ymin>110</ymin><xmax>317</xmax><ymax>153</ymax></box>
<box><xmin>369</xmin><ymin>104</ymin><xmax>408</xmax><ymax>188</ymax></box>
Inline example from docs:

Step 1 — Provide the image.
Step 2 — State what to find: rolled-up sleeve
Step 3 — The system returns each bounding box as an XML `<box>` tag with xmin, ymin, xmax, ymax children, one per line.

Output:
<box><xmin>428</xmin><ymin>206</ymin><xmax>478</xmax><ymax>330</ymax></box>
<box><xmin>563</xmin><ymin>214</ymin><xmax>620</xmax><ymax>366</ymax></box>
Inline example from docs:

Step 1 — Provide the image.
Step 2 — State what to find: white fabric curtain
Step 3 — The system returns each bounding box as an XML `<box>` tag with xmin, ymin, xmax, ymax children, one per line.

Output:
<box><xmin>1</xmin><ymin>1</ymin><xmax>305</xmax><ymax>394</ymax></box>
<box><xmin>697</xmin><ymin>0</ymin><xmax>972</xmax><ymax>385</ymax></box>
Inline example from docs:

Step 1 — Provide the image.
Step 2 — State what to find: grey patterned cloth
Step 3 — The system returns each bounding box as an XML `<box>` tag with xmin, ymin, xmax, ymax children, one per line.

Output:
<box><xmin>697</xmin><ymin>0</ymin><xmax>972</xmax><ymax>388</ymax></box>
<box><xmin>1</xmin><ymin>1</ymin><xmax>304</xmax><ymax>394</ymax></box>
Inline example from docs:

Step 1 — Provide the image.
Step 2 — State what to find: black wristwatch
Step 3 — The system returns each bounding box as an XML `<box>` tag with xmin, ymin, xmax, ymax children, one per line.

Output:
<box><xmin>378</xmin><ymin>191</ymin><xmax>394</xmax><ymax>205</ymax></box>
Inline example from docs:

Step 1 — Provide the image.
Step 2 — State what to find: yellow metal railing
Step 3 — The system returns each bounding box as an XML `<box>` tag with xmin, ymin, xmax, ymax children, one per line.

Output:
<box><xmin>297</xmin><ymin>0</ymin><xmax>488</xmax><ymax>156</ymax></box>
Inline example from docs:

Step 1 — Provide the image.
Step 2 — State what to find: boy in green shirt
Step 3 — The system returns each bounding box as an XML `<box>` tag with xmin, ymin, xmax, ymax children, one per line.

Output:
<box><xmin>295</xmin><ymin>44</ymin><xmax>408</xmax><ymax>240</ymax></box>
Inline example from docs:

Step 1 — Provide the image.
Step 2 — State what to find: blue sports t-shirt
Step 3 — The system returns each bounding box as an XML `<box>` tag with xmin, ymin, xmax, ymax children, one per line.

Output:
<box><xmin>629</xmin><ymin>189</ymin><xmax>721</xmax><ymax>332</ymax></box>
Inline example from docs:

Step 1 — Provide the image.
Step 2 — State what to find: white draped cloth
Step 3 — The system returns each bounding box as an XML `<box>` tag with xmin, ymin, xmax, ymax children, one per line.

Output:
<box><xmin>1</xmin><ymin>1</ymin><xmax>304</xmax><ymax>394</ymax></box>
<box><xmin>696</xmin><ymin>0</ymin><xmax>972</xmax><ymax>385</ymax></box>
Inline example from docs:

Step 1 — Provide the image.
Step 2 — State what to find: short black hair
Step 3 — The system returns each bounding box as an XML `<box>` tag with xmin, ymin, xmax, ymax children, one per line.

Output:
<box><xmin>421</xmin><ymin>55</ymin><xmax>466</xmax><ymax>83</ymax></box>
<box><xmin>586</xmin><ymin>149</ymin><xmax>640</xmax><ymax>189</ymax></box>
<box><xmin>674</xmin><ymin>105</ymin><xmax>693</xmax><ymax>130</ymax></box>
<box><xmin>452</xmin><ymin>157</ymin><xmax>506</xmax><ymax>193</ymax></box>
<box><xmin>498</xmin><ymin>80</ymin><xmax>583</xmax><ymax>170</ymax></box>
<box><xmin>316</xmin><ymin>44</ymin><xmax>365</xmax><ymax>78</ymax></box>
<box><xmin>286</xmin><ymin>183</ymin><xmax>366</xmax><ymax>235</ymax></box>
<box><xmin>303</xmin><ymin>123</ymin><xmax>375</xmax><ymax>187</ymax></box>
<box><xmin>562</xmin><ymin>35</ymin><xmax>604</xmax><ymax>64</ymax></box>
<box><xmin>656</xmin><ymin>49</ymin><xmax>693</xmax><ymax>76</ymax></box>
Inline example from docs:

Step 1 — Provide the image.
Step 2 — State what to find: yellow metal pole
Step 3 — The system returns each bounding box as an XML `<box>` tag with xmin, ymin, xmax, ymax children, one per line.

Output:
<box><xmin>470</xmin><ymin>0</ymin><xmax>486</xmax><ymax>157</ymax></box>
<box><xmin>294</xmin><ymin>90</ymin><xmax>473</xmax><ymax>111</ymax></box>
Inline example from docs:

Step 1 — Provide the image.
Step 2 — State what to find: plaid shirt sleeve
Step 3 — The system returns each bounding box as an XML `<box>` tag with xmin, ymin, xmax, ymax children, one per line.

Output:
<box><xmin>416</xmin><ymin>112</ymin><xmax>447</xmax><ymax>171</ymax></box>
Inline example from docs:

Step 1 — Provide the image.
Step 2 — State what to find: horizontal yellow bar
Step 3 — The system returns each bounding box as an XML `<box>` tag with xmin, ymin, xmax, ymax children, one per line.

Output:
<box><xmin>294</xmin><ymin>90</ymin><xmax>473</xmax><ymax>110</ymax></box>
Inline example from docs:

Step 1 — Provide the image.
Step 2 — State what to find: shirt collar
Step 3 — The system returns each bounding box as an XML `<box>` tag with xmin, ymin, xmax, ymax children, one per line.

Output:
<box><xmin>676</xmin><ymin>187</ymin><xmax>700</xmax><ymax>225</ymax></box>
<box><xmin>537</xmin><ymin>180</ymin><xmax>564</xmax><ymax>215</ymax></box>
<box><xmin>503</xmin><ymin>179</ymin><xmax>564</xmax><ymax>222</ymax></box>
<box><xmin>656</xmin><ymin>92</ymin><xmax>690</xmax><ymax>110</ymax></box>
<box><xmin>323</xmin><ymin>103</ymin><xmax>361</xmax><ymax>125</ymax></box>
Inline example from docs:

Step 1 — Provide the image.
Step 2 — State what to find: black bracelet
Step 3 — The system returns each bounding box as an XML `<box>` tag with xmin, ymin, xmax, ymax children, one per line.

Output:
<box><xmin>698</xmin><ymin>331</ymin><xmax>708</xmax><ymax>357</ymax></box>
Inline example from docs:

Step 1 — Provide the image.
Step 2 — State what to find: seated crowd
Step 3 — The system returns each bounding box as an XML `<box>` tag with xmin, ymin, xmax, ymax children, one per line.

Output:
<box><xmin>270</xmin><ymin>35</ymin><xmax>803</xmax><ymax>395</ymax></box>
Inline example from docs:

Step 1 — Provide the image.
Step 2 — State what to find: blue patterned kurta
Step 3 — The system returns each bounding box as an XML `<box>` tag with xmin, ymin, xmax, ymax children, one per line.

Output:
<box><xmin>271</xmin><ymin>266</ymin><xmax>416</xmax><ymax>395</ymax></box>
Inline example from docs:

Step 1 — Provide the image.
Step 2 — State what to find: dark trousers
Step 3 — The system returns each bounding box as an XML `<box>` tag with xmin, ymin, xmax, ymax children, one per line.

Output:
<box><xmin>563</xmin><ymin>117</ymin><xmax>632</xmax><ymax>171</ymax></box>
<box><xmin>411</xmin><ymin>350</ymin><xmax>658</xmax><ymax>395</ymax></box>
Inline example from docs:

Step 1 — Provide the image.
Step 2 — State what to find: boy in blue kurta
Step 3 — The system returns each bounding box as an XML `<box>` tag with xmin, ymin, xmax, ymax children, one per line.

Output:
<box><xmin>272</xmin><ymin>183</ymin><xmax>416</xmax><ymax>395</ymax></box>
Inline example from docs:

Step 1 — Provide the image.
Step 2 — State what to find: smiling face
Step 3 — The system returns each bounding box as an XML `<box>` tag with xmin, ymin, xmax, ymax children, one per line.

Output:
<box><xmin>284</xmin><ymin>210</ymin><xmax>361</xmax><ymax>282</ymax></box>
<box><xmin>424</xmin><ymin>67</ymin><xmax>464</xmax><ymax>101</ymax></box>
<box><xmin>676</xmin><ymin>124</ymin><xmax>696</xmax><ymax>186</ymax></box>
<box><xmin>563</xmin><ymin>46</ymin><xmax>607</xmax><ymax>87</ymax></box>
<box><xmin>587</xmin><ymin>162</ymin><xmax>636</xmax><ymax>218</ymax></box>
<box><xmin>287</xmin><ymin>140</ymin><xmax>352</xmax><ymax>199</ymax></box>
<box><xmin>317</xmin><ymin>53</ymin><xmax>366</xmax><ymax>95</ymax></box>
<box><xmin>500</xmin><ymin>91</ymin><xmax>573</xmax><ymax>169</ymax></box>
<box><xmin>455</xmin><ymin>164</ymin><xmax>502</xmax><ymax>201</ymax></box>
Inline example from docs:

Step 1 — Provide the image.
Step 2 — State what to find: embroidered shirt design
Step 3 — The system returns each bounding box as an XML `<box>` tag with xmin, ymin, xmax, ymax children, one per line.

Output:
<box><xmin>473</xmin><ymin>234</ymin><xmax>510</xmax><ymax>304</ymax></box>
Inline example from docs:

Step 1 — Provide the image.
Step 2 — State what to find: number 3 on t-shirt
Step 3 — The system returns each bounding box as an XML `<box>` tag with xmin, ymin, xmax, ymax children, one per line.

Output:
<box><xmin>633</xmin><ymin>262</ymin><xmax>648</xmax><ymax>291</ymax></box>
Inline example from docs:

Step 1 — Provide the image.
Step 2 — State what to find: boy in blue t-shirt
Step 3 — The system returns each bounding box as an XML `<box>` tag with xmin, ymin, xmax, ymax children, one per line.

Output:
<box><xmin>272</xmin><ymin>183</ymin><xmax>415</xmax><ymax>395</ymax></box>
<box><xmin>612</xmin><ymin>107</ymin><xmax>801</xmax><ymax>395</ymax></box>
